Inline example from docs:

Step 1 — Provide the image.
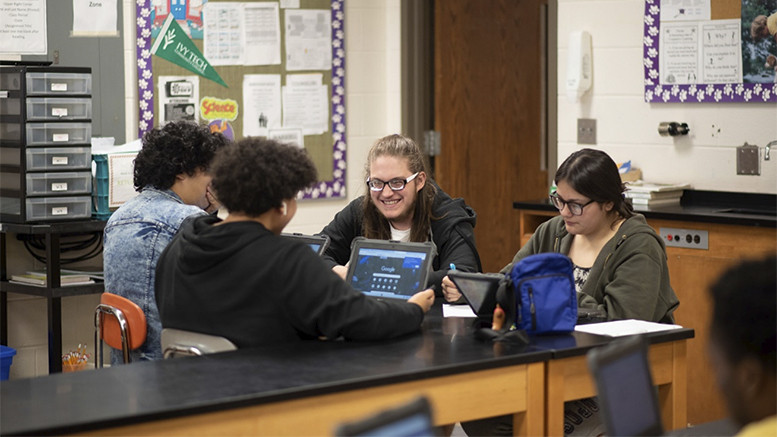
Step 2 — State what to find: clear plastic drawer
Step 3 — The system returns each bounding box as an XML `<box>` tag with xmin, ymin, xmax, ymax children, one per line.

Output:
<box><xmin>25</xmin><ymin>122</ymin><xmax>91</xmax><ymax>145</ymax></box>
<box><xmin>25</xmin><ymin>147</ymin><xmax>92</xmax><ymax>171</ymax></box>
<box><xmin>25</xmin><ymin>196</ymin><xmax>91</xmax><ymax>221</ymax></box>
<box><xmin>26</xmin><ymin>98</ymin><xmax>92</xmax><ymax>120</ymax></box>
<box><xmin>26</xmin><ymin>72</ymin><xmax>92</xmax><ymax>95</ymax></box>
<box><xmin>26</xmin><ymin>172</ymin><xmax>92</xmax><ymax>196</ymax></box>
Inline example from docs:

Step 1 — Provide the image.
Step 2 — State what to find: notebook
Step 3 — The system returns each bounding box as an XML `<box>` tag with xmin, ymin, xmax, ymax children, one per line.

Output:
<box><xmin>447</xmin><ymin>271</ymin><xmax>501</xmax><ymax>318</ymax></box>
<box><xmin>586</xmin><ymin>335</ymin><xmax>664</xmax><ymax>436</ymax></box>
<box><xmin>334</xmin><ymin>396</ymin><xmax>437</xmax><ymax>437</ymax></box>
<box><xmin>282</xmin><ymin>233</ymin><xmax>330</xmax><ymax>256</ymax></box>
<box><xmin>346</xmin><ymin>238</ymin><xmax>434</xmax><ymax>301</ymax></box>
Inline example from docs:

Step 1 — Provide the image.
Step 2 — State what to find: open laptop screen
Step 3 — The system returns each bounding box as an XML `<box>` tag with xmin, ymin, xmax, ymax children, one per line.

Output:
<box><xmin>346</xmin><ymin>239</ymin><xmax>434</xmax><ymax>301</ymax></box>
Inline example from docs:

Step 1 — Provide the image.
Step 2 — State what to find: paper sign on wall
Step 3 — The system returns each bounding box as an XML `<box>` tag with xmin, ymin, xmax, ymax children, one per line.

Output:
<box><xmin>0</xmin><ymin>0</ymin><xmax>47</xmax><ymax>54</ymax></box>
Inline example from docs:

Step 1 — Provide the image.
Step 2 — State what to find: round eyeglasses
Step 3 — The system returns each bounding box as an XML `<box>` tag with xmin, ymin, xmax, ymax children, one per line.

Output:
<box><xmin>367</xmin><ymin>172</ymin><xmax>420</xmax><ymax>192</ymax></box>
<box><xmin>549</xmin><ymin>193</ymin><xmax>595</xmax><ymax>216</ymax></box>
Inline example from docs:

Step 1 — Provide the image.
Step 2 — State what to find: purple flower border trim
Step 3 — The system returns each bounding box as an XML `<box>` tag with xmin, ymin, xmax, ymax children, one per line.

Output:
<box><xmin>134</xmin><ymin>0</ymin><xmax>347</xmax><ymax>199</ymax></box>
<box><xmin>643</xmin><ymin>0</ymin><xmax>776</xmax><ymax>103</ymax></box>
<box><xmin>136</xmin><ymin>0</ymin><xmax>153</xmax><ymax>137</ymax></box>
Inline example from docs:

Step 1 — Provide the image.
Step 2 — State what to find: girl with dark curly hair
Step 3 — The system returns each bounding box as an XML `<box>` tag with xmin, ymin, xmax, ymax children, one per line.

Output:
<box><xmin>319</xmin><ymin>134</ymin><xmax>482</xmax><ymax>301</ymax></box>
<box><xmin>154</xmin><ymin>138</ymin><xmax>434</xmax><ymax>347</ymax></box>
<box><xmin>103</xmin><ymin>121</ymin><xmax>229</xmax><ymax>364</ymax></box>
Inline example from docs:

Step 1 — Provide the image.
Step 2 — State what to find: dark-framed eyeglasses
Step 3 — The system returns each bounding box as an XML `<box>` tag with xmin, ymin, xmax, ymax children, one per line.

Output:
<box><xmin>549</xmin><ymin>192</ymin><xmax>595</xmax><ymax>216</ymax></box>
<box><xmin>367</xmin><ymin>172</ymin><xmax>420</xmax><ymax>192</ymax></box>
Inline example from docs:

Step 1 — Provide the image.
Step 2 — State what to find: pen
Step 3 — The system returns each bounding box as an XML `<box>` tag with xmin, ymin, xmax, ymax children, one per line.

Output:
<box><xmin>449</xmin><ymin>263</ymin><xmax>456</xmax><ymax>270</ymax></box>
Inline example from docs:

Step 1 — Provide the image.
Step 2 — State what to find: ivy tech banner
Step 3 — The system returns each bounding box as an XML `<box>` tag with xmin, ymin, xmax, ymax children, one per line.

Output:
<box><xmin>150</xmin><ymin>15</ymin><xmax>227</xmax><ymax>88</ymax></box>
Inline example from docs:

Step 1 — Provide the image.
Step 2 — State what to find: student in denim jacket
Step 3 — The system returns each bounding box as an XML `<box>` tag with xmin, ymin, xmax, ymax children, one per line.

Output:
<box><xmin>103</xmin><ymin>121</ymin><xmax>229</xmax><ymax>364</ymax></box>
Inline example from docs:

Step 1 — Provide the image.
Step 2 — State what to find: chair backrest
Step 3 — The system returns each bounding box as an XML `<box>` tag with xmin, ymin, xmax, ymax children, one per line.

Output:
<box><xmin>94</xmin><ymin>293</ymin><xmax>147</xmax><ymax>366</ymax></box>
<box><xmin>161</xmin><ymin>328</ymin><xmax>237</xmax><ymax>359</ymax></box>
<box><xmin>586</xmin><ymin>335</ymin><xmax>664</xmax><ymax>437</ymax></box>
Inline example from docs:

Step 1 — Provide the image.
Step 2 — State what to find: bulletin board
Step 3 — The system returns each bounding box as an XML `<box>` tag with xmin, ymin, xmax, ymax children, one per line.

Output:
<box><xmin>134</xmin><ymin>0</ymin><xmax>347</xmax><ymax>199</ymax></box>
<box><xmin>643</xmin><ymin>0</ymin><xmax>777</xmax><ymax>102</ymax></box>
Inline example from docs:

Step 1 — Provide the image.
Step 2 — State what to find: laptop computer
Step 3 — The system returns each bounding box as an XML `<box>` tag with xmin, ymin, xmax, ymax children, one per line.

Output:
<box><xmin>447</xmin><ymin>271</ymin><xmax>501</xmax><ymax>319</ymax></box>
<box><xmin>346</xmin><ymin>238</ymin><xmax>434</xmax><ymax>301</ymax></box>
<box><xmin>334</xmin><ymin>396</ymin><xmax>437</xmax><ymax>437</ymax></box>
<box><xmin>586</xmin><ymin>335</ymin><xmax>664</xmax><ymax>436</ymax></box>
<box><xmin>282</xmin><ymin>233</ymin><xmax>330</xmax><ymax>256</ymax></box>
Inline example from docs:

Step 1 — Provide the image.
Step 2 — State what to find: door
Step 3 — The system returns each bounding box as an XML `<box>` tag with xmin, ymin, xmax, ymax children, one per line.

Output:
<box><xmin>435</xmin><ymin>0</ymin><xmax>551</xmax><ymax>272</ymax></box>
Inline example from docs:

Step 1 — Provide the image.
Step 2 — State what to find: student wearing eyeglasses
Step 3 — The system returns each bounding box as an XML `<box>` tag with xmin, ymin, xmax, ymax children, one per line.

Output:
<box><xmin>457</xmin><ymin>148</ymin><xmax>679</xmax><ymax>437</ymax></box>
<box><xmin>443</xmin><ymin>148</ymin><xmax>679</xmax><ymax>323</ymax></box>
<box><xmin>319</xmin><ymin>134</ymin><xmax>481</xmax><ymax>298</ymax></box>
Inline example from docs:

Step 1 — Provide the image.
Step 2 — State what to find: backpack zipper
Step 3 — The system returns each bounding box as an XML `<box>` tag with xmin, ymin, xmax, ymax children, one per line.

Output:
<box><xmin>528</xmin><ymin>286</ymin><xmax>536</xmax><ymax>330</ymax></box>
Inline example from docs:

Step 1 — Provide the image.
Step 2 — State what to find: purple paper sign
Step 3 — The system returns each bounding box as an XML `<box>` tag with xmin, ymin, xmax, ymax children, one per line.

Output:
<box><xmin>643</xmin><ymin>0</ymin><xmax>777</xmax><ymax>103</ymax></box>
<box><xmin>135</xmin><ymin>0</ymin><xmax>347</xmax><ymax>199</ymax></box>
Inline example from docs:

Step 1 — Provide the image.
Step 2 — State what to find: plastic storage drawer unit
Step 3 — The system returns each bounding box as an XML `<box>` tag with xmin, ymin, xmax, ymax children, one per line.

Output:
<box><xmin>25</xmin><ymin>147</ymin><xmax>92</xmax><ymax>171</ymax></box>
<box><xmin>25</xmin><ymin>122</ymin><xmax>91</xmax><ymax>146</ymax></box>
<box><xmin>25</xmin><ymin>72</ymin><xmax>92</xmax><ymax>95</ymax></box>
<box><xmin>25</xmin><ymin>98</ymin><xmax>92</xmax><ymax>121</ymax></box>
<box><xmin>26</xmin><ymin>172</ymin><xmax>92</xmax><ymax>196</ymax></box>
<box><xmin>25</xmin><ymin>196</ymin><xmax>92</xmax><ymax>221</ymax></box>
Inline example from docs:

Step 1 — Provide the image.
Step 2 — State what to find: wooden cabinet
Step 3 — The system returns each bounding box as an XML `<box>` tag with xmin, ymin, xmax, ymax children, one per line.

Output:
<box><xmin>515</xmin><ymin>208</ymin><xmax>777</xmax><ymax>426</ymax></box>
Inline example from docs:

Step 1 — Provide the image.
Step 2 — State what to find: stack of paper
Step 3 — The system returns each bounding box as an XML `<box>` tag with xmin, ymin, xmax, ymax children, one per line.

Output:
<box><xmin>575</xmin><ymin>319</ymin><xmax>683</xmax><ymax>337</ymax></box>
<box><xmin>9</xmin><ymin>271</ymin><xmax>95</xmax><ymax>287</ymax></box>
<box><xmin>625</xmin><ymin>182</ymin><xmax>690</xmax><ymax>209</ymax></box>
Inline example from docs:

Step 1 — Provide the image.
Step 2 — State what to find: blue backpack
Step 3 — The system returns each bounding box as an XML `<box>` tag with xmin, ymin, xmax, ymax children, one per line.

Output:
<box><xmin>499</xmin><ymin>252</ymin><xmax>578</xmax><ymax>335</ymax></box>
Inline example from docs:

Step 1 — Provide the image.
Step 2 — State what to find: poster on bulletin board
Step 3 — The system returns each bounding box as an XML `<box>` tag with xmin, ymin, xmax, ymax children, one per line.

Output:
<box><xmin>134</xmin><ymin>0</ymin><xmax>347</xmax><ymax>199</ymax></box>
<box><xmin>643</xmin><ymin>0</ymin><xmax>777</xmax><ymax>102</ymax></box>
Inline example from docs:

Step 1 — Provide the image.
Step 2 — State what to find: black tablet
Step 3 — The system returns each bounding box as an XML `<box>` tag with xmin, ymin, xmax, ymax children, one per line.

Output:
<box><xmin>346</xmin><ymin>238</ymin><xmax>434</xmax><ymax>301</ymax></box>
<box><xmin>334</xmin><ymin>396</ymin><xmax>437</xmax><ymax>437</ymax></box>
<box><xmin>282</xmin><ymin>233</ymin><xmax>330</xmax><ymax>256</ymax></box>
<box><xmin>447</xmin><ymin>271</ymin><xmax>501</xmax><ymax>318</ymax></box>
<box><xmin>586</xmin><ymin>335</ymin><xmax>664</xmax><ymax>437</ymax></box>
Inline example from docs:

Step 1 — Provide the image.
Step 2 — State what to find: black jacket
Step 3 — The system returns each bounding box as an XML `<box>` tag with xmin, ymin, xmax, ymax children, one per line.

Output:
<box><xmin>155</xmin><ymin>215</ymin><xmax>424</xmax><ymax>348</ymax></box>
<box><xmin>320</xmin><ymin>183</ymin><xmax>482</xmax><ymax>294</ymax></box>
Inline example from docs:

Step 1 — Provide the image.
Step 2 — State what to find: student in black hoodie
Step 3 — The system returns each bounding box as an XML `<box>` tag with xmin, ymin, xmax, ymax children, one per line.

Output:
<box><xmin>320</xmin><ymin>134</ymin><xmax>481</xmax><ymax>300</ymax></box>
<box><xmin>154</xmin><ymin>138</ymin><xmax>435</xmax><ymax>348</ymax></box>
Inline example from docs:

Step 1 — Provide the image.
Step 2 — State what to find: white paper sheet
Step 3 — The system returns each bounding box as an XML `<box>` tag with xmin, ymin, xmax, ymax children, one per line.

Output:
<box><xmin>286</xmin><ymin>73</ymin><xmax>323</xmax><ymax>87</ymax></box>
<box><xmin>0</xmin><ymin>0</ymin><xmax>47</xmax><ymax>54</ymax></box>
<box><xmin>243</xmin><ymin>2</ymin><xmax>281</xmax><ymax>65</ymax></box>
<box><xmin>72</xmin><ymin>0</ymin><xmax>118</xmax><ymax>37</ymax></box>
<box><xmin>574</xmin><ymin>319</ymin><xmax>683</xmax><ymax>337</ymax></box>
<box><xmin>203</xmin><ymin>2</ymin><xmax>243</xmax><ymax>66</ymax></box>
<box><xmin>443</xmin><ymin>304</ymin><xmax>477</xmax><ymax>318</ymax></box>
<box><xmin>243</xmin><ymin>74</ymin><xmax>282</xmax><ymax>137</ymax></box>
<box><xmin>660</xmin><ymin>22</ymin><xmax>701</xmax><ymax>85</ymax></box>
<box><xmin>268</xmin><ymin>127</ymin><xmax>304</xmax><ymax>147</ymax></box>
<box><xmin>280</xmin><ymin>0</ymin><xmax>300</xmax><ymax>8</ymax></box>
<box><xmin>701</xmin><ymin>20</ymin><xmax>741</xmax><ymax>84</ymax></box>
<box><xmin>660</xmin><ymin>0</ymin><xmax>711</xmax><ymax>22</ymax></box>
<box><xmin>282</xmin><ymin>84</ymin><xmax>328</xmax><ymax>135</ymax></box>
<box><xmin>284</xmin><ymin>9</ymin><xmax>332</xmax><ymax>71</ymax></box>
<box><xmin>158</xmin><ymin>76</ymin><xmax>200</xmax><ymax>124</ymax></box>
<box><xmin>204</xmin><ymin>2</ymin><xmax>281</xmax><ymax>66</ymax></box>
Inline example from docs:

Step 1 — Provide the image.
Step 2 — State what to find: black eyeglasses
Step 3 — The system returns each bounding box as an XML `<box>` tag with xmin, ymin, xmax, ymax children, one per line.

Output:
<box><xmin>549</xmin><ymin>193</ymin><xmax>595</xmax><ymax>216</ymax></box>
<box><xmin>367</xmin><ymin>172</ymin><xmax>420</xmax><ymax>192</ymax></box>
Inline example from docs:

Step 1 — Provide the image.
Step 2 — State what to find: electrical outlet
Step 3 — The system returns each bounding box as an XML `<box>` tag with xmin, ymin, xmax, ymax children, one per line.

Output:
<box><xmin>577</xmin><ymin>118</ymin><xmax>596</xmax><ymax>144</ymax></box>
<box><xmin>737</xmin><ymin>143</ymin><xmax>760</xmax><ymax>175</ymax></box>
<box><xmin>659</xmin><ymin>227</ymin><xmax>709</xmax><ymax>250</ymax></box>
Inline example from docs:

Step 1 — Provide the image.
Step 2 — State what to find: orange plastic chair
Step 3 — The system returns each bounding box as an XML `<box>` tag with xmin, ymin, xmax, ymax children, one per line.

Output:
<box><xmin>94</xmin><ymin>293</ymin><xmax>147</xmax><ymax>367</ymax></box>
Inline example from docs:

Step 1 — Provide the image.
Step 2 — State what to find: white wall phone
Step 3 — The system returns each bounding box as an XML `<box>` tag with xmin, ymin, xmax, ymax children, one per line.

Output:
<box><xmin>566</xmin><ymin>31</ymin><xmax>592</xmax><ymax>103</ymax></box>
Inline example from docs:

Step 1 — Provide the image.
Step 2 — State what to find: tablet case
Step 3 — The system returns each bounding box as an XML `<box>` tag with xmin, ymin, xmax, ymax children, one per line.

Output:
<box><xmin>586</xmin><ymin>335</ymin><xmax>664</xmax><ymax>436</ymax></box>
<box><xmin>447</xmin><ymin>271</ymin><xmax>501</xmax><ymax>318</ymax></box>
<box><xmin>282</xmin><ymin>233</ymin><xmax>331</xmax><ymax>256</ymax></box>
<box><xmin>346</xmin><ymin>238</ymin><xmax>434</xmax><ymax>300</ymax></box>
